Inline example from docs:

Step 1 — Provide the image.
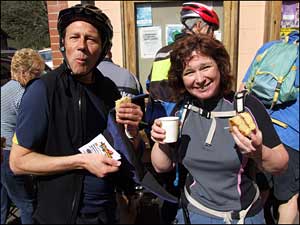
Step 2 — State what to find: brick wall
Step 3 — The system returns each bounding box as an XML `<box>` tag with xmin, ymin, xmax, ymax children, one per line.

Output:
<box><xmin>46</xmin><ymin>1</ymin><xmax>68</xmax><ymax>69</ymax></box>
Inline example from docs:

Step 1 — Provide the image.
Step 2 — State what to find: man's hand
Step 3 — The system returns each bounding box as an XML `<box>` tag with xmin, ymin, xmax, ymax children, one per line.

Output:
<box><xmin>116</xmin><ymin>102</ymin><xmax>143</xmax><ymax>138</ymax></box>
<box><xmin>81</xmin><ymin>153</ymin><xmax>121</xmax><ymax>177</ymax></box>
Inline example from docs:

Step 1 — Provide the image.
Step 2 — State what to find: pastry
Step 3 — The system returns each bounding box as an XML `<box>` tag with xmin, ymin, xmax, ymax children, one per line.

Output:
<box><xmin>115</xmin><ymin>96</ymin><xmax>131</xmax><ymax>109</ymax></box>
<box><xmin>229</xmin><ymin>112</ymin><xmax>256</xmax><ymax>136</ymax></box>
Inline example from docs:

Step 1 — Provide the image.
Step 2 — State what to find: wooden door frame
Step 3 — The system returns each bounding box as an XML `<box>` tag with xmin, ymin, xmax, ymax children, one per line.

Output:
<box><xmin>122</xmin><ymin>1</ymin><xmax>239</xmax><ymax>89</ymax></box>
<box><xmin>223</xmin><ymin>1</ymin><xmax>239</xmax><ymax>90</ymax></box>
<box><xmin>264</xmin><ymin>1</ymin><xmax>282</xmax><ymax>43</ymax></box>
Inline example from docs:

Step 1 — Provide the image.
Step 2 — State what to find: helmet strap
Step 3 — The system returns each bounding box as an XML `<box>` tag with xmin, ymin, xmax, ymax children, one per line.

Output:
<box><xmin>184</xmin><ymin>18</ymin><xmax>208</xmax><ymax>34</ymax></box>
<box><xmin>183</xmin><ymin>18</ymin><xmax>199</xmax><ymax>32</ymax></box>
<box><xmin>196</xmin><ymin>20</ymin><xmax>210</xmax><ymax>33</ymax></box>
<box><xmin>195</xmin><ymin>21</ymin><xmax>214</xmax><ymax>36</ymax></box>
<box><xmin>206</xmin><ymin>26</ymin><xmax>214</xmax><ymax>35</ymax></box>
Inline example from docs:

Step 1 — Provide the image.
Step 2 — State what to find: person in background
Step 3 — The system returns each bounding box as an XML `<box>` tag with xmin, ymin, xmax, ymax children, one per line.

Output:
<box><xmin>1</xmin><ymin>137</ymin><xmax>5</xmax><ymax>163</ymax></box>
<box><xmin>0</xmin><ymin>137</ymin><xmax>4</xmax><ymax>222</ymax></box>
<box><xmin>9</xmin><ymin>4</ymin><xmax>143</xmax><ymax>224</ymax></box>
<box><xmin>144</xmin><ymin>2</ymin><xmax>220</xmax><ymax>223</ymax></box>
<box><xmin>97</xmin><ymin>50</ymin><xmax>143</xmax><ymax>99</ymax></box>
<box><xmin>150</xmin><ymin>34</ymin><xmax>289</xmax><ymax>224</ymax></box>
<box><xmin>97</xmin><ymin>49</ymin><xmax>145</xmax><ymax>116</ymax></box>
<box><xmin>1</xmin><ymin>48</ymin><xmax>45</xmax><ymax>224</ymax></box>
<box><xmin>240</xmin><ymin>30</ymin><xmax>299</xmax><ymax>224</ymax></box>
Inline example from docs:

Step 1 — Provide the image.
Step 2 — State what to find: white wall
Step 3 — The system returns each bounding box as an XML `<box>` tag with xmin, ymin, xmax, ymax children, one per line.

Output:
<box><xmin>237</xmin><ymin>1</ymin><xmax>266</xmax><ymax>87</ymax></box>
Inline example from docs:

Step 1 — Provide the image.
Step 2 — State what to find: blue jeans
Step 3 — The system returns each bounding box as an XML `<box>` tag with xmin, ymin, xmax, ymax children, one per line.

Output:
<box><xmin>1</xmin><ymin>183</ymin><xmax>11</xmax><ymax>224</ymax></box>
<box><xmin>1</xmin><ymin>150</ymin><xmax>35</xmax><ymax>224</ymax></box>
<box><xmin>175</xmin><ymin>208</ymin><xmax>265</xmax><ymax>224</ymax></box>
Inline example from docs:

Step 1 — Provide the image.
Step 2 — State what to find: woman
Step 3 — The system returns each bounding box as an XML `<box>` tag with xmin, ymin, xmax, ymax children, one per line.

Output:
<box><xmin>1</xmin><ymin>48</ymin><xmax>45</xmax><ymax>224</ymax></box>
<box><xmin>150</xmin><ymin>34</ymin><xmax>288</xmax><ymax>224</ymax></box>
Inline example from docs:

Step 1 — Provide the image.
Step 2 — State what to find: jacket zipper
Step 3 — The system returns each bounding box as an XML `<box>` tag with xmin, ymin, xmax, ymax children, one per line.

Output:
<box><xmin>70</xmin><ymin>87</ymin><xmax>83</xmax><ymax>223</ymax></box>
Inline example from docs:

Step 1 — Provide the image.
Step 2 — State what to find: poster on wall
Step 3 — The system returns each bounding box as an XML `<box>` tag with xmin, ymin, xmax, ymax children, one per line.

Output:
<box><xmin>139</xmin><ymin>26</ymin><xmax>162</xmax><ymax>58</ymax></box>
<box><xmin>280</xmin><ymin>2</ymin><xmax>299</xmax><ymax>37</ymax></box>
<box><xmin>281</xmin><ymin>2</ymin><xmax>299</xmax><ymax>28</ymax></box>
<box><xmin>165</xmin><ymin>24</ymin><xmax>184</xmax><ymax>45</ymax></box>
<box><xmin>136</xmin><ymin>4</ymin><xmax>152</xmax><ymax>27</ymax></box>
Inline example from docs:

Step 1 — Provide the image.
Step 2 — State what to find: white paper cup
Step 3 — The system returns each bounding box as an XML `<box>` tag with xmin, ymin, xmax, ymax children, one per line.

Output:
<box><xmin>158</xmin><ymin>116</ymin><xmax>179</xmax><ymax>143</ymax></box>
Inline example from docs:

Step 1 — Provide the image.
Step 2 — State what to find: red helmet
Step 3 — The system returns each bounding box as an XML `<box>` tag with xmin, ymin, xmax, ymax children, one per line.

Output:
<box><xmin>180</xmin><ymin>2</ymin><xmax>219</xmax><ymax>31</ymax></box>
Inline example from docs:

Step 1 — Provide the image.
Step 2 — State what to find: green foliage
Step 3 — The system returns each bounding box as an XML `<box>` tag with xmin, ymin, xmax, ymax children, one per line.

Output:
<box><xmin>1</xmin><ymin>1</ymin><xmax>50</xmax><ymax>50</ymax></box>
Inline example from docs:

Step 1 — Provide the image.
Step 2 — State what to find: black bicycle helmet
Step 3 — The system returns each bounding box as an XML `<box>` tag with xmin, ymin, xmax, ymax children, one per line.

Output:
<box><xmin>180</xmin><ymin>2</ymin><xmax>219</xmax><ymax>31</ymax></box>
<box><xmin>57</xmin><ymin>4</ymin><xmax>113</xmax><ymax>62</ymax></box>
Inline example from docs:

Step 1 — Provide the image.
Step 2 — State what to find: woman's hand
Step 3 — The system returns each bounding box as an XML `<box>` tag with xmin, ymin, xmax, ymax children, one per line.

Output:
<box><xmin>150</xmin><ymin>119</ymin><xmax>167</xmax><ymax>144</ymax></box>
<box><xmin>231</xmin><ymin>126</ymin><xmax>263</xmax><ymax>159</ymax></box>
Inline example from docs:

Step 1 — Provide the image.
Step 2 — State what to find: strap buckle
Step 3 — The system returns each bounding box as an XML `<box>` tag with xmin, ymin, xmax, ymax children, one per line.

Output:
<box><xmin>234</xmin><ymin>90</ymin><xmax>248</xmax><ymax>113</ymax></box>
<box><xmin>201</xmin><ymin>110</ymin><xmax>211</xmax><ymax>119</ymax></box>
<box><xmin>230</xmin><ymin>211</ymin><xmax>240</xmax><ymax>220</ymax></box>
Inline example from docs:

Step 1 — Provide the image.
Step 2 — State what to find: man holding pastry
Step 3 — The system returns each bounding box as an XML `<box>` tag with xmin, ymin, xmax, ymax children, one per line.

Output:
<box><xmin>9</xmin><ymin>4</ymin><xmax>142</xmax><ymax>224</ymax></box>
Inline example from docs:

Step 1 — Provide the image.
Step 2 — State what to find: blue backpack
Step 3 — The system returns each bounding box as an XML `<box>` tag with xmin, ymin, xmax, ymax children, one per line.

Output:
<box><xmin>245</xmin><ymin>31</ymin><xmax>299</xmax><ymax>109</ymax></box>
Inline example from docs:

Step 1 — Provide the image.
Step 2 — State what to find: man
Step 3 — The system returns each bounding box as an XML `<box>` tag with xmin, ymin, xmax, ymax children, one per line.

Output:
<box><xmin>241</xmin><ymin>31</ymin><xmax>299</xmax><ymax>224</ymax></box>
<box><xmin>9</xmin><ymin>4</ymin><xmax>143</xmax><ymax>224</ymax></box>
<box><xmin>1</xmin><ymin>48</ymin><xmax>45</xmax><ymax>224</ymax></box>
<box><xmin>144</xmin><ymin>2</ymin><xmax>220</xmax><ymax>223</ymax></box>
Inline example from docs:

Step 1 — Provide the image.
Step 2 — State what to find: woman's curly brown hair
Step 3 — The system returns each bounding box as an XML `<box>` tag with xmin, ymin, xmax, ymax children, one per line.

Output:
<box><xmin>11</xmin><ymin>48</ymin><xmax>45</xmax><ymax>86</ymax></box>
<box><xmin>168</xmin><ymin>34</ymin><xmax>233</xmax><ymax>101</ymax></box>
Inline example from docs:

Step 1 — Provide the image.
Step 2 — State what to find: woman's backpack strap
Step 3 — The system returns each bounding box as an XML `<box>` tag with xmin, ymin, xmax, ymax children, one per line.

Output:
<box><xmin>234</xmin><ymin>90</ymin><xmax>248</xmax><ymax>113</ymax></box>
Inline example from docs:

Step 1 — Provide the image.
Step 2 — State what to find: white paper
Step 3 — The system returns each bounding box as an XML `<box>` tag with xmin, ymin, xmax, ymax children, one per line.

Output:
<box><xmin>139</xmin><ymin>26</ymin><xmax>162</xmax><ymax>58</ymax></box>
<box><xmin>282</xmin><ymin>14</ymin><xmax>295</xmax><ymax>20</ymax></box>
<box><xmin>214</xmin><ymin>30</ymin><xmax>222</xmax><ymax>41</ymax></box>
<box><xmin>79</xmin><ymin>134</ymin><xmax>121</xmax><ymax>160</ymax></box>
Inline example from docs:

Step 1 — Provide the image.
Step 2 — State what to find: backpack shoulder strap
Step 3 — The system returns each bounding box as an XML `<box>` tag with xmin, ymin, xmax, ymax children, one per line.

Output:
<box><xmin>234</xmin><ymin>90</ymin><xmax>248</xmax><ymax>113</ymax></box>
<box><xmin>285</xmin><ymin>31</ymin><xmax>299</xmax><ymax>44</ymax></box>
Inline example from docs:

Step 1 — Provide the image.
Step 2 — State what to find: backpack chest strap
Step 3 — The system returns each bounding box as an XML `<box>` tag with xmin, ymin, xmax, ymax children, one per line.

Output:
<box><xmin>184</xmin><ymin>104</ymin><xmax>237</xmax><ymax>145</ymax></box>
<box><xmin>184</xmin><ymin>182</ymin><xmax>260</xmax><ymax>224</ymax></box>
<box><xmin>181</xmin><ymin>92</ymin><xmax>246</xmax><ymax>146</ymax></box>
<box><xmin>186</xmin><ymin>105</ymin><xmax>237</xmax><ymax>118</ymax></box>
